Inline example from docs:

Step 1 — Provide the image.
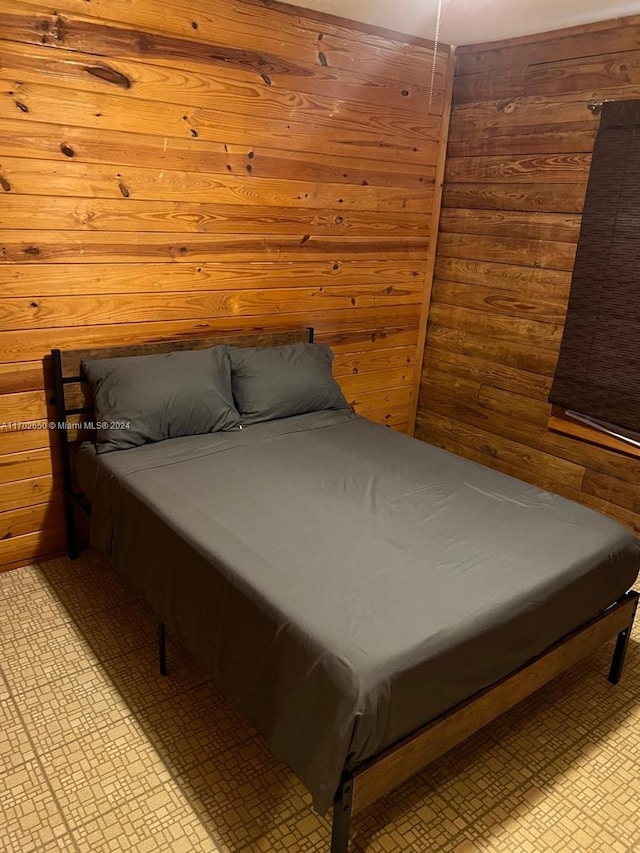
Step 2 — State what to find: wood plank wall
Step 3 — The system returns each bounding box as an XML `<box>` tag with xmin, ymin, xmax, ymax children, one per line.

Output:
<box><xmin>416</xmin><ymin>14</ymin><xmax>640</xmax><ymax>535</ymax></box>
<box><xmin>0</xmin><ymin>0</ymin><xmax>452</xmax><ymax>571</ymax></box>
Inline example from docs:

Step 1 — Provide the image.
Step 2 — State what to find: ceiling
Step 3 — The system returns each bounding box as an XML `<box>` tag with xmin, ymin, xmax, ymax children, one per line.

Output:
<box><xmin>285</xmin><ymin>0</ymin><xmax>638</xmax><ymax>46</ymax></box>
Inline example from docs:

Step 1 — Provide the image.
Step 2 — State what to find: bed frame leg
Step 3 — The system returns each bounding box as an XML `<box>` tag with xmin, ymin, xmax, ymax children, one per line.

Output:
<box><xmin>64</xmin><ymin>495</ymin><xmax>79</xmax><ymax>561</ymax></box>
<box><xmin>609</xmin><ymin>626</ymin><xmax>632</xmax><ymax>685</ymax></box>
<box><xmin>159</xmin><ymin>623</ymin><xmax>168</xmax><ymax>677</ymax></box>
<box><xmin>608</xmin><ymin>596</ymin><xmax>638</xmax><ymax>685</ymax></box>
<box><xmin>330</xmin><ymin>775</ymin><xmax>353</xmax><ymax>853</ymax></box>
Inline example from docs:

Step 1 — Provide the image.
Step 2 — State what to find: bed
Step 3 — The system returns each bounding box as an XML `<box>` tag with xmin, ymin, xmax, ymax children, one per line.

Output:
<box><xmin>51</xmin><ymin>328</ymin><xmax>639</xmax><ymax>853</ymax></box>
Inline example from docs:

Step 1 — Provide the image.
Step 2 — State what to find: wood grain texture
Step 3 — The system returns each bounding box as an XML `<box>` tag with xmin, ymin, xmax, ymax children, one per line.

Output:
<box><xmin>0</xmin><ymin>0</ymin><xmax>451</xmax><ymax>570</ymax></box>
<box><xmin>448</xmin><ymin>96</ymin><xmax>602</xmax><ymax>144</ymax></box>
<box><xmin>0</xmin><ymin>501</ymin><xmax>64</xmax><ymax>540</ymax></box>
<box><xmin>0</xmin><ymin>448</ymin><xmax>57</xmax><ymax>485</ymax></box>
<box><xmin>447</xmin><ymin>122</ymin><xmax>597</xmax><ymax>158</ymax></box>
<box><xmin>426</xmin><ymin>322</ymin><xmax>558</xmax><ymax>375</ymax></box>
<box><xmin>0</xmin><ymin>79</ymin><xmax>437</xmax><ymax>165</ymax></box>
<box><xmin>455</xmin><ymin>15</ymin><xmax>640</xmax><ymax>75</ymax></box>
<box><xmin>0</xmin><ymin>361</ymin><xmax>49</xmax><ymax>393</ymax></box>
<box><xmin>445</xmin><ymin>153</ymin><xmax>591</xmax><ymax>184</ymax></box>
<box><xmin>432</xmin><ymin>279</ymin><xmax>566</xmax><ymax>323</ymax></box>
<box><xmin>0</xmin><ymin>120</ymin><xmax>435</xmax><ymax>188</ymax></box>
<box><xmin>423</xmin><ymin>350</ymin><xmax>552</xmax><ymax>402</ymax></box>
<box><xmin>407</xmin><ymin>48</ymin><xmax>456</xmax><ymax>435</ymax></box>
<box><xmin>0</xmin><ymin>196</ymin><xmax>431</xmax><ymax>237</ymax></box>
<box><xmin>434</xmin><ymin>256</ymin><xmax>572</xmax><ymax>296</ymax></box>
<box><xmin>524</xmin><ymin>50</ymin><xmax>640</xmax><ymax>99</ymax></box>
<box><xmin>11</xmin><ymin>0</ymin><xmax>445</xmax><ymax>89</ymax></box>
<box><xmin>0</xmin><ymin>232</ymin><xmax>430</xmax><ymax>264</ymax></box>
<box><xmin>0</xmin><ymin>307</ymin><xmax>421</xmax><ymax>364</ymax></box>
<box><xmin>333</xmin><ymin>346</ymin><xmax>416</xmax><ymax>378</ymax></box>
<box><xmin>437</xmin><ymin>233</ymin><xmax>576</xmax><ymax>271</ymax></box>
<box><xmin>0</xmin><ymin>37</ymin><xmax>441</xmax><ymax>129</ymax></box>
<box><xmin>442</xmin><ymin>182</ymin><xmax>587</xmax><ymax>214</ymax></box>
<box><xmin>0</xmin><ymin>476</ymin><xmax>57</xmax><ymax>514</ymax></box>
<box><xmin>418</xmin><ymin>15</ymin><xmax>640</xmax><ymax>535</ymax></box>
<box><xmin>0</xmin><ymin>529</ymin><xmax>65</xmax><ymax>570</ymax></box>
<box><xmin>0</xmin><ymin>156</ymin><xmax>432</xmax><ymax>213</ymax></box>
<box><xmin>438</xmin><ymin>209</ymin><xmax>581</xmax><ymax>242</ymax></box>
<box><xmin>0</xmin><ymin>285</ymin><xmax>423</xmax><ymax>331</ymax></box>
<box><xmin>2</xmin><ymin>260</ymin><xmax>425</xmax><ymax>297</ymax></box>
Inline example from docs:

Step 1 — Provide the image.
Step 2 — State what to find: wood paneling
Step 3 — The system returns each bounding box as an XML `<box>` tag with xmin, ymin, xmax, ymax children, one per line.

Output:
<box><xmin>0</xmin><ymin>120</ymin><xmax>433</xmax><ymax>188</ymax></box>
<box><xmin>0</xmin><ymin>156</ymin><xmax>432</xmax><ymax>212</ymax></box>
<box><xmin>1</xmin><ymin>197</ymin><xmax>431</xmax><ymax>236</ymax></box>
<box><xmin>455</xmin><ymin>16</ymin><xmax>640</xmax><ymax>76</ymax></box>
<box><xmin>0</xmin><ymin>477</ymin><xmax>57</xmax><ymax>514</ymax></box>
<box><xmin>0</xmin><ymin>501</ymin><xmax>64</xmax><ymax>540</ymax></box>
<box><xmin>1</xmin><ymin>0</ymin><xmax>452</xmax><ymax>570</ymax></box>
<box><xmin>442</xmin><ymin>182</ymin><xmax>587</xmax><ymax>214</ymax></box>
<box><xmin>445</xmin><ymin>153</ymin><xmax>591</xmax><ymax>184</ymax></box>
<box><xmin>447</xmin><ymin>123</ymin><xmax>597</xmax><ymax>157</ymax></box>
<box><xmin>2</xmin><ymin>260</ymin><xmax>427</xmax><ymax>296</ymax></box>
<box><xmin>0</xmin><ymin>37</ymin><xmax>441</xmax><ymax>131</ymax></box>
<box><xmin>0</xmin><ymin>286</ymin><xmax>424</xmax><ymax>330</ymax></box>
<box><xmin>438</xmin><ymin>210</ymin><xmax>581</xmax><ymax>242</ymax></box>
<box><xmin>1</xmin><ymin>232</ymin><xmax>429</xmax><ymax>264</ymax></box>
<box><xmin>0</xmin><ymin>66</ymin><xmax>438</xmax><ymax>163</ymax></box>
<box><xmin>417</xmin><ymin>14</ymin><xmax>640</xmax><ymax>535</ymax></box>
<box><xmin>9</xmin><ymin>0</ymin><xmax>447</xmax><ymax>91</ymax></box>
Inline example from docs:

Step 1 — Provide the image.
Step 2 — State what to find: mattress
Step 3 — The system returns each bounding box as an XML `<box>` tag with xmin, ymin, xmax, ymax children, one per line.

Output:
<box><xmin>77</xmin><ymin>410</ymin><xmax>640</xmax><ymax>814</ymax></box>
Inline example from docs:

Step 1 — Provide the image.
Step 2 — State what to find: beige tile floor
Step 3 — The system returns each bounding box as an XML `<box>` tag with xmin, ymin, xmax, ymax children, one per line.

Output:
<box><xmin>1</xmin><ymin>551</ymin><xmax>639</xmax><ymax>852</ymax></box>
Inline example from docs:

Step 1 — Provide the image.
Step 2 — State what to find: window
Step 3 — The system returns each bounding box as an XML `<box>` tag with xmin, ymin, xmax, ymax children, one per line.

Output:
<box><xmin>549</xmin><ymin>100</ymin><xmax>640</xmax><ymax>457</ymax></box>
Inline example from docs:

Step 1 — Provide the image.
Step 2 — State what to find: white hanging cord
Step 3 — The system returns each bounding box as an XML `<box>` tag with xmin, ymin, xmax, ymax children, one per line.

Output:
<box><xmin>428</xmin><ymin>0</ymin><xmax>444</xmax><ymax>110</ymax></box>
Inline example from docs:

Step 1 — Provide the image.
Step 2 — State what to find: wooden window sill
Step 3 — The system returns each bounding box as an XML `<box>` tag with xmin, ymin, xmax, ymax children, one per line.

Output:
<box><xmin>548</xmin><ymin>407</ymin><xmax>640</xmax><ymax>460</ymax></box>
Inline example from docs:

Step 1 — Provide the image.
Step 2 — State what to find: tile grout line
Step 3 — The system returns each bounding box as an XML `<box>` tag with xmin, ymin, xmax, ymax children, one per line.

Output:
<box><xmin>0</xmin><ymin>664</ymin><xmax>82</xmax><ymax>853</ymax></box>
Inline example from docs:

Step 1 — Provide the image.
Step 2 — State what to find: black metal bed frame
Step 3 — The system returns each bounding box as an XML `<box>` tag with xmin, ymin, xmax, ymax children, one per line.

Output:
<box><xmin>50</xmin><ymin>340</ymin><xmax>638</xmax><ymax>853</ymax></box>
<box><xmin>154</xmin><ymin>590</ymin><xmax>638</xmax><ymax>853</ymax></box>
<box><xmin>51</xmin><ymin>327</ymin><xmax>315</xmax><ymax>561</ymax></box>
<box><xmin>51</xmin><ymin>347</ymin><xmax>92</xmax><ymax>561</ymax></box>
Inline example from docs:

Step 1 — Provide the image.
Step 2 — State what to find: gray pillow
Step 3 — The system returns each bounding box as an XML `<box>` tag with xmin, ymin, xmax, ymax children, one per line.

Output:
<box><xmin>229</xmin><ymin>342</ymin><xmax>349</xmax><ymax>424</ymax></box>
<box><xmin>82</xmin><ymin>347</ymin><xmax>241</xmax><ymax>453</ymax></box>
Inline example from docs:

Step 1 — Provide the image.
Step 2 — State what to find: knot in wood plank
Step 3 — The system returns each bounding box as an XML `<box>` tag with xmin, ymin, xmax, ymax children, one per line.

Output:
<box><xmin>497</xmin><ymin>98</ymin><xmax>517</xmax><ymax>114</ymax></box>
<box><xmin>85</xmin><ymin>65</ymin><xmax>132</xmax><ymax>89</ymax></box>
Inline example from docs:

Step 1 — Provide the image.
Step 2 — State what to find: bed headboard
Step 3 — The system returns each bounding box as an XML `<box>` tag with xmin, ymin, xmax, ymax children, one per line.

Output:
<box><xmin>51</xmin><ymin>327</ymin><xmax>313</xmax><ymax>557</ymax></box>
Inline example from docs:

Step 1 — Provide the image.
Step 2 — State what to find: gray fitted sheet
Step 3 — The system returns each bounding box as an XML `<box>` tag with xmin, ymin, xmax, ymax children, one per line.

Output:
<box><xmin>77</xmin><ymin>410</ymin><xmax>639</xmax><ymax>814</ymax></box>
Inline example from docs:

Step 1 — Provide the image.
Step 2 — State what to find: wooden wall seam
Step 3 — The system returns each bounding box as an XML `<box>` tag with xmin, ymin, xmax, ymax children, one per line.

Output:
<box><xmin>408</xmin><ymin>49</ymin><xmax>456</xmax><ymax>436</ymax></box>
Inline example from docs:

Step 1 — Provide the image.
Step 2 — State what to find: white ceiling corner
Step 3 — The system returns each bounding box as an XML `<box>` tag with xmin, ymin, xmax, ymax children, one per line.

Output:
<box><xmin>284</xmin><ymin>0</ymin><xmax>639</xmax><ymax>46</ymax></box>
